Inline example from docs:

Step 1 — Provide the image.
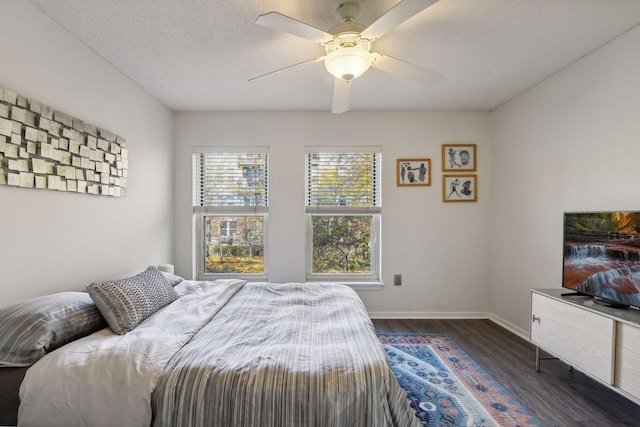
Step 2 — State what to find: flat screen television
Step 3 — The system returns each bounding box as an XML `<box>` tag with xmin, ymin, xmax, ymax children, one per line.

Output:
<box><xmin>563</xmin><ymin>211</ymin><xmax>640</xmax><ymax>309</ymax></box>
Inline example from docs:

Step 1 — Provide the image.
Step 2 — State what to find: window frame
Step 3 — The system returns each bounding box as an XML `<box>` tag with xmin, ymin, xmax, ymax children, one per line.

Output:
<box><xmin>304</xmin><ymin>147</ymin><xmax>382</xmax><ymax>284</ymax></box>
<box><xmin>192</xmin><ymin>147</ymin><xmax>269</xmax><ymax>281</ymax></box>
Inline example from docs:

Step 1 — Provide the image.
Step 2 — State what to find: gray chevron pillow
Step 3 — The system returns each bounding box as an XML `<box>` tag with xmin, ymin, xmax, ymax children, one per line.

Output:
<box><xmin>87</xmin><ymin>266</ymin><xmax>179</xmax><ymax>335</ymax></box>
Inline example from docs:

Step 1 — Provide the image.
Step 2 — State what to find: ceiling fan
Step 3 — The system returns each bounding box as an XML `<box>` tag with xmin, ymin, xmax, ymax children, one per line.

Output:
<box><xmin>250</xmin><ymin>0</ymin><xmax>442</xmax><ymax>114</ymax></box>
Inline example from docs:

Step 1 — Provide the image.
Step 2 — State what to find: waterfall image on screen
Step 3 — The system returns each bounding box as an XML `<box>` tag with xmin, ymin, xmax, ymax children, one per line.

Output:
<box><xmin>563</xmin><ymin>211</ymin><xmax>640</xmax><ymax>308</ymax></box>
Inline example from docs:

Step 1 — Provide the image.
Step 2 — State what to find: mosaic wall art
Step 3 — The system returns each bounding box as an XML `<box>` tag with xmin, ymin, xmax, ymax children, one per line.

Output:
<box><xmin>0</xmin><ymin>84</ymin><xmax>127</xmax><ymax>197</ymax></box>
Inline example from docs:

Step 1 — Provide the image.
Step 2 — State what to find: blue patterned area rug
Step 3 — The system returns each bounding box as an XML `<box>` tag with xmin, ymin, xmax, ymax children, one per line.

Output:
<box><xmin>378</xmin><ymin>333</ymin><xmax>545</xmax><ymax>427</ymax></box>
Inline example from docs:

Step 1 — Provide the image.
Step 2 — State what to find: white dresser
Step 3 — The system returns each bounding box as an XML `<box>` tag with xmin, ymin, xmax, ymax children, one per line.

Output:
<box><xmin>530</xmin><ymin>288</ymin><xmax>640</xmax><ymax>405</ymax></box>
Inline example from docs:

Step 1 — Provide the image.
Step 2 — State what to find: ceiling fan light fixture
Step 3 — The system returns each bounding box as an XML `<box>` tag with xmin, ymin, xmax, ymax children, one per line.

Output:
<box><xmin>324</xmin><ymin>46</ymin><xmax>372</xmax><ymax>81</ymax></box>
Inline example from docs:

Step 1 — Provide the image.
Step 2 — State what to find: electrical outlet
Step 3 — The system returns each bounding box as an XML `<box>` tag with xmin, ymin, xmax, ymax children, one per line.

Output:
<box><xmin>394</xmin><ymin>274</ymin><xmax>402</xmax><ymax>286</ymax></box>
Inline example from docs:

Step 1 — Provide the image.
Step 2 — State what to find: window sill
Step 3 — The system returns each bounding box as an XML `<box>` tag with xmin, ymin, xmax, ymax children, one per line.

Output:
<box><xmin>305</xmin><ymin>281</ymin><xmax>383</xmax><ymax>291</ymax></box>
<box><xmin>198</xmin><ymin>274</ymin><xmax>269</xmax><ymax>282</ymax></box>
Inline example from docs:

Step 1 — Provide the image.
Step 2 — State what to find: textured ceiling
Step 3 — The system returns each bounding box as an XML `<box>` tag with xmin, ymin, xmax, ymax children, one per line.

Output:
<box><xmin>26</xmin><ymin>0</ymin><xmax>640</xmax><ymax>112</ymax></box>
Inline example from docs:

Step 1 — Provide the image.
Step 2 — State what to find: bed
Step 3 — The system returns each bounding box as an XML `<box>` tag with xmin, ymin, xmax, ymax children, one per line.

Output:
<box><xmin>0</xmin><ymin>267</ymin><xmax>419</xmax><ymax>427</ymax></box>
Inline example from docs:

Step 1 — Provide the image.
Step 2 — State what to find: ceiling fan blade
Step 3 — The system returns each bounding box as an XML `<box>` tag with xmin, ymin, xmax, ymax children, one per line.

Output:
<box><xmin>332</xmin><ymin>79</ymin><xmax>351</xmax><ymax>114</ymax></box>
<box><xmin>249</xmin><ymin>57</ymin><xmax>324</xmax><ymax>82</ymax></box>
<box><xmin>371</xmin><ymin>54</ymin><xmax>442</xmax><ymax>87</ymax></box>
<box><xmin>360</xmin><ymin>0</ymin><xmax>439</xmax><ymax>40</ymax></box>
<box><xmin>256</xmin><ymin>12</ymin><xmax>334</xmax><ymax>44</ymax></box>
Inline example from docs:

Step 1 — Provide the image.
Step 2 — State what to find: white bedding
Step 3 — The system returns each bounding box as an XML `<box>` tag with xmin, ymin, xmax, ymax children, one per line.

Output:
<box><xmin>18</xmin><ymin>279</ymin><xmax>246</xmax><ymax>427</ymax></box>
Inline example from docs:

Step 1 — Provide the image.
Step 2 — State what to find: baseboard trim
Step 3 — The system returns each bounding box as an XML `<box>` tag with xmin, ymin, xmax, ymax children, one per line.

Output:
<box><xmin>368</xmin><ymin>311</ymin><xmax>490</xmax><ymax>319</ymax></box>
<box><xmin>488</xmin><ymin>313</ymin><xmax>529</xmax><ymax>340</ymax></box>
<box><xmin>368</xmin><ymin>311</ymin><xmax>530</xmax><ymax>341</ymax></box>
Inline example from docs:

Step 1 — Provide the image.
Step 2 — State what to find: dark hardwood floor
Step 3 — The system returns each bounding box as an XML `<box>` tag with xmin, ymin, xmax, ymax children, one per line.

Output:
<box><xmin>373</xmin><ymin>319</ymin><xmax>640</xmax><ymax>427</ymax></box>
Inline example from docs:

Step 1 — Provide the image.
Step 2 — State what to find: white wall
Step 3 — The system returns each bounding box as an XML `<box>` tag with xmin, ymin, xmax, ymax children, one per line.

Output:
<box><xmin>6</xmin><ymin>2</ymin><xmax>635</xmax><ymax>329</ymax></box>
<box><xmin>0</xmin><ymin>1</ymin><xmax>174</xmax><ymax>306</ymax></box>
<box><xmin>174</xmin><ymin>112</ymin><xmax>492</xmax><ymax>316</ymax></box>
<box><xmin>490</xmin><ymin>25</ymin><xmax>640</xmax><ymax>333</ymax></box>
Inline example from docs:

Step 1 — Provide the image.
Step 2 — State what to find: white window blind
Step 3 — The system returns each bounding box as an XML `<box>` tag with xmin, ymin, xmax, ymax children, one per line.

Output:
<box><xmin>305</xmin><ymin>148</ymin><xmax>381</xmax><ymax>212</ymax></box>
<box><xmin>193</xmin><ymin>148</ymin><xmax>269</xmax><ymax>211</ymax></box>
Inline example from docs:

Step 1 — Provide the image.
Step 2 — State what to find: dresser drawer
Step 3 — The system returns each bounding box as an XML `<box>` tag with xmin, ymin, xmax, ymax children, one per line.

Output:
<box><xmin>531</xmin><ymin>292</ymin><xmax>614</xmax><ymax>384</ymax></box>
<box><xmin>615</xmin><ymin>322</ymin><xmax>640</xmax><ymax>399</ymax></box>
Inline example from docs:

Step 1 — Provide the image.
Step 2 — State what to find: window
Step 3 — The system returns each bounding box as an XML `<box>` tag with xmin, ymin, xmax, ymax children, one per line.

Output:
<box><xmin>193</xmin><ymin>148</ymin><xmax>268</xmax><ymax>279</ymax></box>
<box><xmin>219</xmin><ymin>220</ymin><xmax>237</xmax><ymax>237</ymax></box>
<box><xmin>305</xmin><ymin>147</ymin><xmax>382</xmax><ymax>282</ymax></box>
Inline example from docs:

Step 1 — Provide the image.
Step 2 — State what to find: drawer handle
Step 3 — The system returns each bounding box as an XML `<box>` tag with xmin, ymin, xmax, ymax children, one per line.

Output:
<box><xmin>532</xmin><ymin>315</ymin><xmax>541</xmax><ymax>324</ymax></box>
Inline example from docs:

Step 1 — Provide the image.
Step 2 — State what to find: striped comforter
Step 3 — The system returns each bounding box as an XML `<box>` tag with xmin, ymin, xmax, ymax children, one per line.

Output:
<box><xmin>20</xmin><ymin>281</ymin><xmax>419</xmax><ymax>427</ymax></box>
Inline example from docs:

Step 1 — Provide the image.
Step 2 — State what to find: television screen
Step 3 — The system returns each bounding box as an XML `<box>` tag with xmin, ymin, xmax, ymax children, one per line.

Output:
<box><xmin>563</xmin><ymin>211</ymin><xmax>640</xmax><ymax>309</ymax></box>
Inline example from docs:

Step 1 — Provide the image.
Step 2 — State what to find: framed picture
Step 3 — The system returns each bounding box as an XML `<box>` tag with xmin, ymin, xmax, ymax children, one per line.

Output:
<box><xmin>443</xmin><ymin>174</ymin><xmax>477</xmax><ymax>202</ymax></box>
<box><xmin>442</xmin><ymin>143</ymin><xmax>476</xmax><ymax>171</ymax></box>
<box><xmin>396</xmin><ymin>158</ymin><xmax>431</xmax><ymax>186</ymax></box>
